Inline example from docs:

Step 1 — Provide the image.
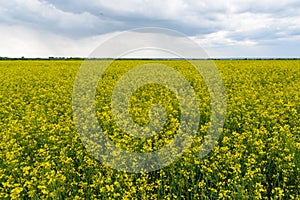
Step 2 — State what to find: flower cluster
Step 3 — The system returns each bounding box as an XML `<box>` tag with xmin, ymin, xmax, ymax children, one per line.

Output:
<box><xmin>0</xmin><ymin>60</ymin><xmax>299</xmax><ymax>199</ymax></box>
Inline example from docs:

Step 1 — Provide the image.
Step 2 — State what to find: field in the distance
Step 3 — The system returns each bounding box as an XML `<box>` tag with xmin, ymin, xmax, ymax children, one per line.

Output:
<box><xmin>0</xmin><ymin>60</ymin><xmax>299</xmax><ymax>199</ymax></box>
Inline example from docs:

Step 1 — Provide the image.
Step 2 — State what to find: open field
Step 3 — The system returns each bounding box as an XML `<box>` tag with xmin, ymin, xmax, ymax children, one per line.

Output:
<box><xmin>0</xmin><ymin>60</ymin><xmax>299</xmax><ymax>199</ymax></box>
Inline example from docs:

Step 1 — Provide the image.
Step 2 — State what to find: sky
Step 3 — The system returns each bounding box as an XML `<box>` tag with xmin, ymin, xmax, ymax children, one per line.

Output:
<box><xmin>0</xmin><ymin>0</ymin><xmax>300</xmax><ymax>58</ymax></box>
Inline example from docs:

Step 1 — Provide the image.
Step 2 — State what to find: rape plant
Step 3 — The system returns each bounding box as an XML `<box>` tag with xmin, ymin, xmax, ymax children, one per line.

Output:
<box><xmin>0</xmin><ymin>60</ymin><xmax>299</xmax><ymax>199</ymax></box>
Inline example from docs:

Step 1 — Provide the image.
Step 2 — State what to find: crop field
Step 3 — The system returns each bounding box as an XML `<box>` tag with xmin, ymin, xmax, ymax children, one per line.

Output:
<box><xmin>0</xmin><ymin>60</ymin><xmax>299</xmax><ymax>199</ymax></box>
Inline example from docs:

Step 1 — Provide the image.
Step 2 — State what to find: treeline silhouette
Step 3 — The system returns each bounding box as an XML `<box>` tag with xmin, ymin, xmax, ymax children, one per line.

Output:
<box><xmin>0</xmin><ymin>56</ymin><xmax>84</xmax><ymax>60</ymax></box>
<box><xmin>1</xmin><ymin>56</ymin><xmax>300</xmax><ymax>60</ymax></box>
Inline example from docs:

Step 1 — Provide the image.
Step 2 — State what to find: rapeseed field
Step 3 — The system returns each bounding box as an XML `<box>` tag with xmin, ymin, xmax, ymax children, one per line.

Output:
<box><xmin>0</xmin><ymin>60</ymin><xmax>299</xmax><ymax>199</ymax></box>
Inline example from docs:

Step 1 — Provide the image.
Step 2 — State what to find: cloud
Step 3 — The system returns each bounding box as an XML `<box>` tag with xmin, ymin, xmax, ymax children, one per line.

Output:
<box><xmin>0</xmin><ymin>0</ymin><xmax>122</xmax><ymax>38</ymax></box>
<box><xmin>0</xmin><ymin>0</ymin><xmax>300</xmax><ymax>57</ymax></box>
<box><xmin>0</xmin><ymin>24</ymin><xmax>121</xmax><ymax>57</ymax></box>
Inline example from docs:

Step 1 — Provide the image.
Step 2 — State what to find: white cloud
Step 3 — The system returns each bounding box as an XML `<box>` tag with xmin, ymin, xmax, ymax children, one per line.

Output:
<box><xmin>0</xmin><ymin>24</ymin><xmax>121</xmax><ymax>57</ymax></box>
<box><xmin>0</xmin><ymin>0</ymin><xmax>300</xmax><ymax>57</ymax></box>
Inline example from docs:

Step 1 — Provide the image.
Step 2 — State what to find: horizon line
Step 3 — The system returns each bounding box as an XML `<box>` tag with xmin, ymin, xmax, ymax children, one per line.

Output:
<box><xmin>1</xmin><ymin>56</ymin><xmax>300</xmax><ymax>60</ymax></box>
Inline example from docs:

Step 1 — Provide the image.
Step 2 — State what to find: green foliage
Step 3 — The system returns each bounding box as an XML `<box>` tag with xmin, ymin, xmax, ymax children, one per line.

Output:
<box><xmin>0</xmin><ymin>60</ymin><xmax>299</xmax><ymax>199</ymax></box>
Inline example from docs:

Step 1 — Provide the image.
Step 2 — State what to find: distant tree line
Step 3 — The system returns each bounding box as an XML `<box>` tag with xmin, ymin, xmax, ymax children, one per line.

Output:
<box><xmin>0</xmin><ymin>56</ymin><xmax>84</xmax><ymax>60</ymax></box>
<box><xmin>0</xmin><ymin>57</ymin><xmax>300</xmax><ymax>60</ymax></box>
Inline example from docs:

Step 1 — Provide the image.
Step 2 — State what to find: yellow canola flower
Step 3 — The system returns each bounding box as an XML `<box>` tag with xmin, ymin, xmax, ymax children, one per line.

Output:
<box><xmin>0</xmin><ymin>60</ymin><xmax>299</xmax><ymax>199</ymax></box>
